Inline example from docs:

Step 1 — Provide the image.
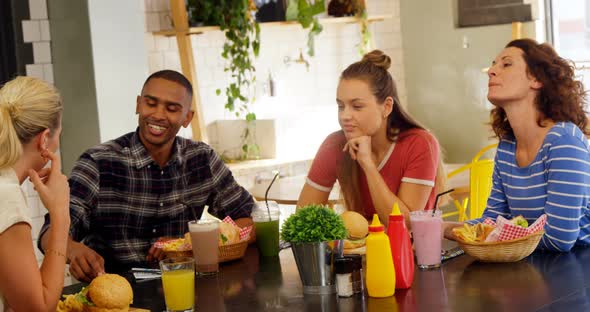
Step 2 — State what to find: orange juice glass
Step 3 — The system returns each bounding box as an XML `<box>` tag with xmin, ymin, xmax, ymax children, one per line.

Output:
<box><xmin>160</xmin><ymin>257</ymin><xmax>195</xmax><ymax>312</ymax></box>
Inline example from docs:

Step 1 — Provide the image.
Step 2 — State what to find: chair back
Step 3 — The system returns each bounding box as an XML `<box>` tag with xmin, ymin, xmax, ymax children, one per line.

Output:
<box><xmin>444</xmin><ymin>143</ymin><xmax>497</xmax><ymax>221</ymax></box>
<box><xmin>468</xmin><ymin>158</ymin><xmax>494</xmax><ymax>219</ymax></box>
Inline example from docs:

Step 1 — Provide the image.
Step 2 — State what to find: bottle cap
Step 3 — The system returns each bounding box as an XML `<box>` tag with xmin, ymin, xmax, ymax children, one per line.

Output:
<box><xmin>368</xmin><ymin>214</ymin><xmax>384</xmax><ymax>232</ymax></box>
<box><xmin>390</xmin><ymin>202</ymin><xmax>401</xmax><ymax>216</ymax></box>
<box><xmin>345</xmin><ymin>254</ymin><xmax>363</xmax><ymax>270</ymax></box>
<box><xmin>334</xmin><ymin>257</ymin><xmax>354</xmax><ymax>274</ymax></box>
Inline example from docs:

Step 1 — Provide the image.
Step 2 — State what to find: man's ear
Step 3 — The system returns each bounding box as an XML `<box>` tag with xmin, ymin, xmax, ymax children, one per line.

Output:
<box><xmin>136</xmin><ymin>95</ymin><xmax>141</xmax><ymax>114</ymax></box>
<box><xmin>182</xmin><ymin>110</ymin><xmax>195</xmax><ymax>128</ymax></box>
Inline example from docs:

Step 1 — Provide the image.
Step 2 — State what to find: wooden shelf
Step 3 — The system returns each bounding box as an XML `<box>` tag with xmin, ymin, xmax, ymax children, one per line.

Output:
<box><xmin>154</xmin><ymin>14</ymin><xmax>393</xmax><ymax>37</ymax></box>
<box><xmin>163</xmin><ymin>0</ymin><xmax>392</xmax><ymax>142</ymax></box>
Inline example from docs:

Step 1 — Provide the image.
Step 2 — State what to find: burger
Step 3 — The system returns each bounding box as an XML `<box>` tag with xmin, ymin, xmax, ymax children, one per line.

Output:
<box><xmin>77</xmin><ymin>274</ymin><xmax>134</xmax><ymax>312</ymax></box>
<box><xmin>341</xmin><ymin>211</ymin><xmax>369</xmax><ymax>254</ymax></box>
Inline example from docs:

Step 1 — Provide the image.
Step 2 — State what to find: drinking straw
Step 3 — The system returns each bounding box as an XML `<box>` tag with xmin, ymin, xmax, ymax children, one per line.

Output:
<box><xmin>432</xmin><ymin>188</ymin><xmax>455</xmax><ymax>217</ymax></box>
<box><xmin>264</xmin><ymin>171</ymin><xmax>280</xmax><ymax>222</ymax></box>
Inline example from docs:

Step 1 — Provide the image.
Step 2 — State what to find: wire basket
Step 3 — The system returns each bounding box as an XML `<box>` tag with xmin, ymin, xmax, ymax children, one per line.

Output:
<box><xmin>457</xmin><ymin>231</ymin><xmax>544</xmax><ymax>263</ymax></box>
<box><xmin>219</xmin><ymin>241</ymin><xmax>249</xmax><ymax>263</ymax></box>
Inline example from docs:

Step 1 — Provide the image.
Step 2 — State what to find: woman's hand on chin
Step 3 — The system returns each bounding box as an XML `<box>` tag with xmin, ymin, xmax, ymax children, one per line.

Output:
<box><xmin>343</xmin><ymin>136</ymin><xmax>375</xmax><ymax>170</ymax></box>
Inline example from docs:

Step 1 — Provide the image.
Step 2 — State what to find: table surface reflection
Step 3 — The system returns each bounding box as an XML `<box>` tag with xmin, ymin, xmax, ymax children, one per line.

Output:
<box><xmin>63</xmin><ymin>245</ymin><xmax>590</xmax><ymax>312</ymax></box>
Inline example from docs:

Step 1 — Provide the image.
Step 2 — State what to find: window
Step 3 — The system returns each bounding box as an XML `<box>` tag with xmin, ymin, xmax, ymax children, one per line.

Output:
<box><xmin>550</xmin><ymin>0</ymin><xmax>590</xmax><ymax>89</ymax></box>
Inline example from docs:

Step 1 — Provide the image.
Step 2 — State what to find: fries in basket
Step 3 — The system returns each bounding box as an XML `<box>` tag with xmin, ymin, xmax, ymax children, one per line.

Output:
<box><xmin>453</xmin><ymin>223</ymin><xmax>495</xmax><ymax>243</ymax></box>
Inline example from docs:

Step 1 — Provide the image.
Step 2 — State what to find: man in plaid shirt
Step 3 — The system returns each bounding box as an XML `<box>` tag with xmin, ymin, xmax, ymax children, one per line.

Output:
<box><xmin>38</xmin><ymin>70</ymin><xmax>254</xmax><ymax>282</ymax></box>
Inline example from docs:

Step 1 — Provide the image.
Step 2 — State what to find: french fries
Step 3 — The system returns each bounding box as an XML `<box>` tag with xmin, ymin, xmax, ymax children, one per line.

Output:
<box><xmin>55</xmin><ymin>293</ymin><xmax>83</xmax><ymax>312</ymax></box>
<box><xmin>453</xmin><ymin>223</ymin><xmax>495</xmax><ymax>243</ymax></box>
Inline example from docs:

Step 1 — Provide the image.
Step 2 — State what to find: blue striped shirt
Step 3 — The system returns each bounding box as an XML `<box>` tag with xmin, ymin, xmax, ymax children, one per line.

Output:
<box><xmin>468</xmin><ymin>122</ymin><xmax>590</xmax><ymax>252</ymax></box>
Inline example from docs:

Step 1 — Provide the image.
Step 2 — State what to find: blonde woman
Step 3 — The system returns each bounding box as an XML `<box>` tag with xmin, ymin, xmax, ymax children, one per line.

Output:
<box><xmin>0</xmin><ymin>77</ymin><xmax>70</xmax><ymax>311</ymax></box>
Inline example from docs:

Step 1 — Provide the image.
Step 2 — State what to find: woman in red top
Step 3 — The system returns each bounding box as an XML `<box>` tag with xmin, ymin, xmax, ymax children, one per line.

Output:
<box><xmin>297</xmin><ymin>50</ymin><xmax>443</xmax><ymax>226</ymax></box>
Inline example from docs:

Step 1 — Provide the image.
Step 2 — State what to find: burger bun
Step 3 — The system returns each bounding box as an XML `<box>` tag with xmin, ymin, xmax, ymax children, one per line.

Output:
<box><xmin>341</xmin><ymin>211</ymin><xmax>369</xmax><ymax>239</ymax></box>
<box><xmin>84</xmin><ymin>274</ymin><xmax>133</xmax><ymax>312</ymax></box>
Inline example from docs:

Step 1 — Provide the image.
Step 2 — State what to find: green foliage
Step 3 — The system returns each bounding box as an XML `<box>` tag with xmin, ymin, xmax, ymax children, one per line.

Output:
<box><xmin>281</xmin><ymin>204</ymin><xmax>347</xmax><ymax>243</ymax></box>
<box><xmin>187</xmin><ymin>0</ymin><xmax>259</xmax><ymax>120</ymax></box>
<box><xmin>286</xmin><ymin>0</ymin><xmax>325</xmax><ymax>57</ymax></box>
<box><xmin>187</xmin><ymin>0</ymin><xmax>261</xmax><ymax>160</ymax></box>
<box><xmin>358</xmin><ymin>9</ymin><xmax>371</xmax><ymax>56</ymax></box>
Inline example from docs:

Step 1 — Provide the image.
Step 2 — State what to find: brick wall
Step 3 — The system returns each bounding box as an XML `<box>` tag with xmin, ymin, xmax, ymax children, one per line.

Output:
<box><xmin>143</xmin><ymin>0</ymin><xmax>407</xmax><ymax>160</ymax></box>
<box><xmin>15</xmin><ymin>0</ymin><xmax>53</xmax><ymax>267</ymax></box>
<box><xmin>22</xmin><ymin>0</ymin><xmax>53</xmax><ymax>83</ymax></box>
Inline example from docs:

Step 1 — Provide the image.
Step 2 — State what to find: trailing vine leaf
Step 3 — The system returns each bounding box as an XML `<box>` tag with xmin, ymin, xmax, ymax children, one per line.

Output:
<box><xmin>356</xmin><ymin>1</ymin><xmax>371</xmax><ymax>56</ymax></box>
<box><xmin>188</xmin><ymin>1</ymin><xmax>260</xmax><ymax>122</ymax></box>
<box><xmin>286</xmin><ymin>0</ymin><xmax>325</xmax><ymax>57</ymax></box>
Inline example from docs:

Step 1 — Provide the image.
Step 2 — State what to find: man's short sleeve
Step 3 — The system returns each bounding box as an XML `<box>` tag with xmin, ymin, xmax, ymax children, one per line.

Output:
<box><xmin>306</xmin><ymin>132</ymin><xmax>346</xmax><ymax>192</ymax></box>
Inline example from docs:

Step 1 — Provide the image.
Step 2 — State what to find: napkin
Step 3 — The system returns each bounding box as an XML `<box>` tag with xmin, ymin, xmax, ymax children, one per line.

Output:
<box><xmin>223</xmin><ymin>216</ymin><xmax>253</xmax><ymax>242</ymax></box>
<box><xmin>484</xmin><ymin>214</ymin><xmax>547</xmax><ymax>242</ymax></box>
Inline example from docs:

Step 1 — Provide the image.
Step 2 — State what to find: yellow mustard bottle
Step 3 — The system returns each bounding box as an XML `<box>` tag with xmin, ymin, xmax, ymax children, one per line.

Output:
<box><xmin>366</xmin><ymin>214</ymin><xmax>396</xmax><ymax>297</ymax></box>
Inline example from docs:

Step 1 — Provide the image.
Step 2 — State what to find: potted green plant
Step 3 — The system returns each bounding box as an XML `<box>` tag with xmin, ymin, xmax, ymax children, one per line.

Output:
<box><xmin>187</xmin><ymin>0</ymin><xmax>261</xmax><ymax>160</ymax></box>
<box><xmin>281</xmin><ymin>204</ymin><xmax>347</xmax><ymax>294</ymax></box>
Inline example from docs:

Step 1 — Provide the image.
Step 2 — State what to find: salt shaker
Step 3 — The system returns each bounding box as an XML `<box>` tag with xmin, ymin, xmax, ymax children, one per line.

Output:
<box><xmin>334</xmin><ymin>257</ymin><xmax>354</xmax><ymax>297</ymax></box>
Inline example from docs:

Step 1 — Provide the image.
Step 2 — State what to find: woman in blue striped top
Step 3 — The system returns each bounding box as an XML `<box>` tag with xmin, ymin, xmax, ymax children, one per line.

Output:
<box><xmin>445</xmin><ymin>39</ymin><xmax>590</xmax><ymax>252</ymax></box>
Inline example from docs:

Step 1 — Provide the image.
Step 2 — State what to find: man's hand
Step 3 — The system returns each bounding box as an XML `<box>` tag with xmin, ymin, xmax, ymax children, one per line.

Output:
<box><xmin>146</xmin><ymin>237</ymin><xmax>172</xmax><ymax>263</ymax></box>
<box><xmin>67</xmin><ymin>241</ymin><xmax>105</xmax><ymax>282</ymax></box>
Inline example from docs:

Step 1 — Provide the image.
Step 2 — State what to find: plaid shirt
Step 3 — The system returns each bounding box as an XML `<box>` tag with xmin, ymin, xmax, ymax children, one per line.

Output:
<box><xmin>39</xmin><ymin>130</ymin><xmax>253</xmax><ymax>268</ymax></box>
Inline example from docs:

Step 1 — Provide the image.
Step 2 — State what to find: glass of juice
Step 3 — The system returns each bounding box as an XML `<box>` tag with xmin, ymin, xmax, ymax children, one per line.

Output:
<box><xmin>188</xmin><ymin>220</ymin><xmax>220</xmax><ymax>275</ymax></box>
<box><xmin>160</xmin><ymin>257</ymin><xmax>195</xmax><ymax>312</ymax></box>
<box><xmin>252</xmin><ymin>204</ymin><xmax>280</xmax><ymax>257</ymax></box>
<box><xmin>410</xmin><ymin>210</ymin><xmax>443</xmax><ymax>270</ymax></box>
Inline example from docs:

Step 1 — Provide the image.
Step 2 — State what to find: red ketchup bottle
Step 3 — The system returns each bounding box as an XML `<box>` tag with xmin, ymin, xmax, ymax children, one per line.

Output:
<box><xmin>387</xmin><ymin>202</ymin><xmax>414</xmax><ymax>289</ymax></box>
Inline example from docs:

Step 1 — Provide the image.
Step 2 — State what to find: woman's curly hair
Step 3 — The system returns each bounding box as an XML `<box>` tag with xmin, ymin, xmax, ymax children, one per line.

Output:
<box><xmin>490</xmin><ymin>39</ymin><xmax>589</xmax><ymax>138</ymax></box>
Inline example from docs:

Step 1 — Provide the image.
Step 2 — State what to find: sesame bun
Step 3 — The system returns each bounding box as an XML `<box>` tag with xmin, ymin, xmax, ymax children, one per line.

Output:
<box><xmin>84</xmin><ymin>274</ymin><xmax>133</xmax><ymax>311</ymax></box>
<box><xmin>341</xmin><ymin>211</ymin><xmax>369</xmax><ymax>240</ymax></box>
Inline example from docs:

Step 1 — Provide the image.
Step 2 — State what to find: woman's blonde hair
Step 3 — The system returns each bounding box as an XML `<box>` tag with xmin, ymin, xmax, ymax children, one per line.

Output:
<box><xmin>338</xmin><ymin>50</ymin><xmax>446</xmax><ymax>214</ymax></box>
<box><xmin>0</xmin><ymin>76</ymin><xmax>62</xmax><ymax>169</ymax></box>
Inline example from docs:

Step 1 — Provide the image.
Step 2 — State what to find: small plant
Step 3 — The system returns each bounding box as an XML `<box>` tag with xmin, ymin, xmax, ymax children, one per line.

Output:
<box><xmin>286</xmin><ymin>0</ymin><xmax>326</xmax><ymax>57</ymax></box>
<box><xmin>281</xmin><ymin>204</ymin><xmax>347</xmax><ymax>243</ymax></box>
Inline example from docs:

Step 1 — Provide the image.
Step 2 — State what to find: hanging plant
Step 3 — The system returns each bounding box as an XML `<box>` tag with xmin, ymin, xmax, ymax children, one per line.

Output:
<box><xmin>356</xmin><ymin>1</ymin><xmax>371</xmax><ymax>56</ymax></box>
<box><xmin>286</xmin><ymin>0</ymin><xmax>325</xmax><ymax>57</ymax></box>
<box><xmin>187</xmin><ymin>0</ymin><xmax>261</xmax><ymax>160</ymax></box>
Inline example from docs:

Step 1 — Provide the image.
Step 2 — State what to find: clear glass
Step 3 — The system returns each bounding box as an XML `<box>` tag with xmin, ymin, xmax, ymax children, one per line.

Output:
<box><xmin>188</xmin><ymin>220</ymin><xmax>220</xmax><ymax>275</ymax></box>
<box><xmin>410</xmin><ymin>210</ymin><xmax>443</xmax><ymax>270</ymax></box>
<box><xmin>160</xmin><ymin>257</ymin><xmax>195</xmax><ymax>312</ymax></box>
<box><xmin>252</xmin><ymin>204</ymin><xmax>280</xmax><ymax>257</ymax></box>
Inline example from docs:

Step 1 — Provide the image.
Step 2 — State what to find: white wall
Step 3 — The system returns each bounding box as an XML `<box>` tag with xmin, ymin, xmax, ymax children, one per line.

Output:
<box><xmin>144</xmin><ymin>0</ymin><xmax>407</xmax><ymax>161</ymax></box>
<box><xmin>400</xmin><ymin>0</ymin><xmax>546</xmax><ymax>163</ymax></box>
<box><xmin>87</xmin><ymin>0</ymin><xmax>149</xmax><ymax>142</ymax></box>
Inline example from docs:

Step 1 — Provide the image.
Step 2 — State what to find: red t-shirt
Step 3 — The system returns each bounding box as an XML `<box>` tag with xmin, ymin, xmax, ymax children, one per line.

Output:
<box><xmin>306</xmin><ymin>128</ymin><xmax>440</xmax><ymax>218</ymax></box>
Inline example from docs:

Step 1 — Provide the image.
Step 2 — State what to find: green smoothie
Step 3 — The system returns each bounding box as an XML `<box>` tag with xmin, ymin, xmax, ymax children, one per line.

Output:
<box><xmin>255</xmin><ymin>219</ymin><xmax>280</xmax><ymax>257</ymax></box>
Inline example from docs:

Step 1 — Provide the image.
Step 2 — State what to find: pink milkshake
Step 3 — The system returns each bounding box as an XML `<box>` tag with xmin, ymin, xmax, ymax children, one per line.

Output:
<box><xmin>410</xmin><ymin>210</ymin><xmax>442</xmax><ymax>269</ymax></box>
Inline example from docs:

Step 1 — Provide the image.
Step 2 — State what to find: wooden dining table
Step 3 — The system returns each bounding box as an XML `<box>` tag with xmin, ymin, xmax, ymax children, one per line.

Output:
<box><xmin>63</xmin><ymin>243</ymin><xmax>590</xmax><ymax>311</ymax></box>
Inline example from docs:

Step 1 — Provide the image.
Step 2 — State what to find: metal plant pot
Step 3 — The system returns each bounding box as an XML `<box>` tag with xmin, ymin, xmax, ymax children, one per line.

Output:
<box><xmin>291</xmin><ymin>240</ymin><xmax>344</xmax><ymax>294</ymax></box>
